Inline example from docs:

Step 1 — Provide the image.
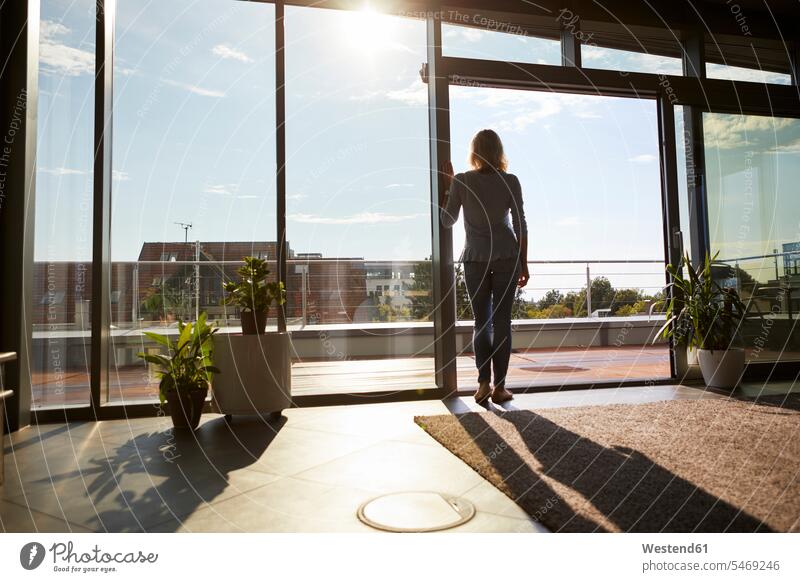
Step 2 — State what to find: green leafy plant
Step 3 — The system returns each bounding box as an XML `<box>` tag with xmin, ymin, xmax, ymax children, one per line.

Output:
<box><xmin>137</xmin><ymin>312</ymin><xmax>220</xmax><ymax>404</ymax></box>
<box><xmin>222</xmin><ymin>256</ymin><xmax>285</xmax><ymax>314</ymax></box>
<box><xmin>655</xmin><ymin>252</ymin><xmax>747</xmax><ymax>351</ymax></box>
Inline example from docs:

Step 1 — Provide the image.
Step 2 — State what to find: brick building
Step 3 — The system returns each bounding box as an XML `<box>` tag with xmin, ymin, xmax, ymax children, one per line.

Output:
<box><xmin>32</xmin><ymin>242</ymin><xmax>370</xmax><ymax>327</ymax></box>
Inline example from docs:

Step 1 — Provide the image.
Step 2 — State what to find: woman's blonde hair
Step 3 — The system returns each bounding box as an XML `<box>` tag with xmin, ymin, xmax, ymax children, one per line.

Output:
<box><xmin>469</xmin><ymin>129</ymin><xmax>507</xmax><ymax>173</ymax></box>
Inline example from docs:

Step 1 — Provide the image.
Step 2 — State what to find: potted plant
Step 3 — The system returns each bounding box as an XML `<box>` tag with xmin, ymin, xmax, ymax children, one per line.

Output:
<box><xmin>138</xmin><ymin>313</ymin><xmax>220</xmax><ymax>430</ymax></box>
<box><xmin>214</xmin><ymin>256</ymin><xmax>292</xmax><ymax>420</ymax></box>
<box><xmin>656</xmin><ymin>252</ymin><xmax>748</xmax><ymax>390</ymax></box>
<box><xmin>222</xmin><ymin>256</ymin><xmax>285</xmax><ymax>334</ymax></box>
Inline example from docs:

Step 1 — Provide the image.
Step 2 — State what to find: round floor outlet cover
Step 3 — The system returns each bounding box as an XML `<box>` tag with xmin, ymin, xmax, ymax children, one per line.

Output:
<box><xmin>357</xmin><ymin>491</ymin><xmax>475</xmax><ymax>532</ymax></box>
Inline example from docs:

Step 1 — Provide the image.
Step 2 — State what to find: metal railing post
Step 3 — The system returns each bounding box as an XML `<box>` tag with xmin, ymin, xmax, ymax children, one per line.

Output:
<box><xmin>585</xmin><ymin>263</ymin><xmax>592</xmax><ymax>317</ymax></box>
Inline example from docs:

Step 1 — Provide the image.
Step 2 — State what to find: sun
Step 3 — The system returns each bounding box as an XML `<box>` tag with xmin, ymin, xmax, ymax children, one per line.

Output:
<box><xmin>341</xmin><ymin>6</ymin><xmax>399</xmax><ymax>54</ymax></box>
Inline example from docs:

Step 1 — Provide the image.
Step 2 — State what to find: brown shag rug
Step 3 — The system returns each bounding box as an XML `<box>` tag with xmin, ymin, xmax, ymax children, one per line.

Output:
<box><xmin>415</xmin><ymin>398</ymin><xmax>800</xmax><ymax>532</ymax></box>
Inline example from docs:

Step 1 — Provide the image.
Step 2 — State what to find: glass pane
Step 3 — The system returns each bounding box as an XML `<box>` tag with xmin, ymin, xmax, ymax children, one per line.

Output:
<box><xmin>442</xmin><ymin>19</ymin><xmax>560</xmax><ymax>64</ymax></box>
<box><xmin>582</xmin><ymin>45</ymin><xmax>683</xmax><ymax>75</ymax></box>
<box><xmin>706</xmin><ymin>63</ymin><xmax>792</xmax><ymax>85</ymax></box>
<box><xmin>285</xmin><ymin>6</ymin><xmax>435</xmax><ymax>396</ymax></box>
<box><xmin>32</xmin><ymin>0</ymin><xmax>95</xmax><ymax>409</ymax></box>
<box><xmin>449</xmin><ymin>86</ymin><xmax>671</xmax><ymax>388</ymax></box>
<box><xmin>704</xmin><ymin>112</ymin><xmax>800</xmax><ymax>361</ymax></box>
<box><xmin>110</xmin><ymin>0</ymin><xmax>276</xmax><ymax>404</ymax></box>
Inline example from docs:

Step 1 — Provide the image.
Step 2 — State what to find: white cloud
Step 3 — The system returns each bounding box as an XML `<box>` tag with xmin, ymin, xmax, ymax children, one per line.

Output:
<box><xmin>39</xmin><ymin>167</ymin><xmax>87</xmax><ymax>176</ymax></box>
<box><xmin>288</xmin><ymin>212</ymin><xmax>424</xmax><ymax>225</ymax></box>
<box><xmin>628</xmin><ymin>154</ymin><xmax>657</xmax><ymax>164</ymax></box>
<box><xmin>384</xmin><ymin>183</ymin><xmax>414</xmax><ymax>189</ymax></box>
<box><xmin>555</xmin><ymin>216</ymin><xmax>581</xmax><ymax>227</ymax></box>
<box><xmin>573</xmin><ymin>111</ymin><xmax>602</xmax><ymax>119</ymax></box>
<box><xmin>39</xmin><ymin>20</ymin><xmax>94</xmax><ymax>77</ymax></box>
<box><xmin>112</xmin><ymin>170</ymin><xmax>131</xmax><ymax>181</ymax></box>
<box><xmin>212</xmin><ymin>44</ymin><xmax>253</xmax><ymax>63</ymax></box>
<box><xmin>582</xmin><ymin>46</ymin><xmax>682</xmax><ymax>75</ymax></box>
<box><xmin>495</xmin><ymin>97</ymin><xmax>562</xmax><ymax>132</ymax></box>
<box><xmin>450</xmin><ymin>87</ymin><xmax>594</xmax><ymax>131</ymax></box>
<box><xmin>287</xmin><ymin>193</ymin><xmax>308</xmax><ymax>201</ymax></box>
<box><xmin>204</xmin><ymin>184</ymin><xmax>238</xmax><ymax>195</ymax></box>
<box><xmin>444</xmin><ymin>27</ymin><xmax>487</xmax><ymax>43</ymax></box>
<box><xmin>351</xmin><ymin>80</ymin><xmax>427</xmax><ymax>106</ymax></box>
<box><xmin>386</xmin><ymin>82</ymin><xmax>428</xmax><ymax>105</ymax></box>
<box><xmin>767</xmin><ymin>138</ymin><xmax>800</xmax><ymax>155</ymax></box>
<box><xmin>704</xmin><ymin>113</ymin><xmax>794</xmax><ymax>149</ymax></box>
<box><xmin>162</xmin><ymin>79</ymin><xmax>225</xmax><ymax>98</ymax></box>
<box><xmin>706</xmin><ymin>63</ymin><xmax>791</xmax><ymax>85</ymax></box>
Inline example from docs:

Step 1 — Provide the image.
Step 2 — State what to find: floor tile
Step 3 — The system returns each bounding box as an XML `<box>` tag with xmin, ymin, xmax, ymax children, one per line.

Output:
<box><xmin>0</xmin><ymin>499</ymin><xmax>91</xmax><ymax>533</ymax></box>
<box><xmin>293</xmin><ymin>439</ymin><xmax>486</xmax><ymax>495</ymax></box>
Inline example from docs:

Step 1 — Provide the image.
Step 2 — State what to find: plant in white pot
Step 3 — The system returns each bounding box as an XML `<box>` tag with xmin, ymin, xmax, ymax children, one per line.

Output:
<box><xmin>215</xmin><ymin>256</ymin><xmax>291</xmax><ymax>421</ymax></box>
<box><xmin>137</xmin><ymin>313</ymin><xmax>220</xmax><ymax>430</ymax></box>
<box><xmin>656</xmin><ymin>253</ymin><xmax>748</xmax><ymax>390</ymax></box>
<box><xmin>222</xmin><ymin>256</ymin><xmax>285</xmax><ymax>335</ymax></box>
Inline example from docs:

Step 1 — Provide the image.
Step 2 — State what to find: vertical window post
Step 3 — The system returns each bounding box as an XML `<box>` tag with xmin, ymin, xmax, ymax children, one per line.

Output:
<box><xmin>0</xmin><ymin>0</ymin><xmax>39</xmax><ymax>430</ymax></box>
<box><xmin>426</xmin><ymin>15</ymin><xmax>457</xmax><ymax>395</ymax></box>
<box><xmin>275</xmin><ymin>0</ymin><xmax>287</xmax><ymax>332</ymax></box>
<box><xmin>657</xmin><ymin>94</ymin><xmax>682</xmax><ymax>379</ymax></box>
<box><xmin>91</xmin><ymin>0</ymin><xmax>115</xmax><ymax>412</ymax></box>
<box><xmin>681</xmin><ymin>29</ymin><xmax>709</xmax><ymax>266</ymax></box>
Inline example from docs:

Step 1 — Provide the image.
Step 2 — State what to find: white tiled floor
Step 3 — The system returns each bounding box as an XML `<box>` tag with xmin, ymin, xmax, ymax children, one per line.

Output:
<box><xmin>1</xmin><ymin>384</ymin><xmax>722</xmax><ymax>533</ymax></box>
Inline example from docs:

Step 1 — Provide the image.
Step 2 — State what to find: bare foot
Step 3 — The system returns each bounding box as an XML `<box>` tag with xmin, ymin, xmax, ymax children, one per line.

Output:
<box><xmin>491</xmin><ymin>386</ymin><xmax>514</xmax><ymax>404</ymax></box>
<box><xmin>474</xmin><ymin>381</ymin><xmax>492</xmax><ymax>404</ymax></box>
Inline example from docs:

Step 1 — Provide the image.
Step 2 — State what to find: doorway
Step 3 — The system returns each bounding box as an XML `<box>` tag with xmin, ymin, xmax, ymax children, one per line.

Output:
<box><xmin>447</xmin><ymin>85</ymin><xmax>673</xmax><ymax>391</ymax></box>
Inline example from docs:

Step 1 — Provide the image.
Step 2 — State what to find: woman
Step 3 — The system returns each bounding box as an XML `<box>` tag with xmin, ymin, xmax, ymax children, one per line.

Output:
<box><xmin>440</xmin><ymin>129</ymin><xmax>529</xmax><ymax>404</ymax></box>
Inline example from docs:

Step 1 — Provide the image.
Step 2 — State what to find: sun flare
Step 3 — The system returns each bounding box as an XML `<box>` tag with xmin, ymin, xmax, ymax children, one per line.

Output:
<box><xmin>342</xmin><ymin>6</ymin><xmax>397</xmax><ymax>54</ymax></box>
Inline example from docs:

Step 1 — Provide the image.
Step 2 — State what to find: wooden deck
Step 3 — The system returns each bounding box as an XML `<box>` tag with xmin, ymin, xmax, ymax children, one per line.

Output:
<box><xmin>30</xmin><ymin>345</ymin><xmax>671</xmax><ymax>408</ymax></box>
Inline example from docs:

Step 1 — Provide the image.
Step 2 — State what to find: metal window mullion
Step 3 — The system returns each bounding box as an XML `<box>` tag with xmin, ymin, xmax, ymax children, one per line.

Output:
<box><xmin>681</xmin><ymin>29</ymin><xmax>710</xmax><ymax>266</ymax></box>
<box><xmin>560</xmin><ymin>14</ymin><xmax>581</xmax><ymax>67</ymax></box>
<box><xmin>657</xmin><ymin>94</ymin><xmax>681</xmax><ymax>379</ymax></box>
<box><xmin>426</xmin><ymin>16</ymin><xmax>457</xmax><ymax>396</ymax></box>
<box><xmin>0</xmin><ymin>0</ymin><xmax>39</xmax><ymax>431</ymax></box>
<box><xmin>90</xmin><ymin>0</ymin><xmax>115</xmax><ymax>412</ymax></box>
<box><xmin>790</xmin><ymin>42</ymin><xmax>800</xmax><ymax>88</ymax></box>
<box><xmin>275</xmin><ymin>0</ymin><xmax>287</xmax><ymax>332</ymax></box>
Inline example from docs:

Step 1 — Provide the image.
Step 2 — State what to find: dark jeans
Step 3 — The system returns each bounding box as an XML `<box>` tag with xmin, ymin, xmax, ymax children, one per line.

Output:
<box><xmin>463</xmin><ymin>259</ymin><xmax>519</xmax><ymax>388</ymax></box>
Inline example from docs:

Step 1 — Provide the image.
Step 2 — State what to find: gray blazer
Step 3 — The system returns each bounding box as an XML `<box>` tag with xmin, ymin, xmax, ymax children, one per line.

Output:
<box><xmin>440</xmin><ymin>170</ymin><xmax>527</xmax><ymax>263</ymax></box>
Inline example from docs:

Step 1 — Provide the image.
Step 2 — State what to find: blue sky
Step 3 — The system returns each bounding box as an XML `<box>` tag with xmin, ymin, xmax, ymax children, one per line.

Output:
<box><xmin>35</xmin><ymin>0</ymin><xmax>799</xmax><ymax>297</ymax></box>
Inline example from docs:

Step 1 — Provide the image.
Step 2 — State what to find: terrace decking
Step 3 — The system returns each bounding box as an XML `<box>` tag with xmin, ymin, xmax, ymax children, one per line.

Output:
<box><xmin>30</xmin><ymin>345</ymin><xmax>671</xmax><ymax>408</ymax></box>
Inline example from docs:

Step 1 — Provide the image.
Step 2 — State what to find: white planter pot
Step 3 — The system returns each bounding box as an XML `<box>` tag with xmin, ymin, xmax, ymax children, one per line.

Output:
<box><xmin>697</xmin><ymin>348</ymin><xmax>745</xmax><ymax>390</ymax></box>
<box><xmin>673</xmin><ymin>344</ymin><xmax>703</xmax><ymax>381</ymax></box>
<box><xmin>212</xmin><ymin>332</ymin><xmax>292</xmax><ymax>417</ymax></box>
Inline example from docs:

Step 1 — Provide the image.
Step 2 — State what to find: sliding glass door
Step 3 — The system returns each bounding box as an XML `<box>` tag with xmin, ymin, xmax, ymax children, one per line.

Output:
<box><xmin>108</xmin><ymin>0</ymin><xmax>276</xmax><ymax>404</ymax></box>
<box><xmin>283</xmin><ymin>6</ymin><xmax>436</xmax><ymax>397</ymax></box>
<box><xmin>703</xmin><ymin>112</ymin><xmax>800</xmax><ymax>363</ymax></box>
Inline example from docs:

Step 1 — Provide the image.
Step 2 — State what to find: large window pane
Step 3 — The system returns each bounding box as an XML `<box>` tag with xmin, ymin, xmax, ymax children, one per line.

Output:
<box><xmin>704</xmin><ymin>112</ymin><xmax>800</xmax><ymax>361</ymax></box>
<box><xmin>285</xmin><ymin>6</ymin><xmax>435</xmax><ymax>396</ymax></box>
<box><xmin>32</xmin><ymin>0</ymin><xmax>95</xmax><ymax>409</ymax></box>
<box><xmin>110</xmin><ymin>0</ymin><xmax>276</xmax><ymax>404</ymax></box>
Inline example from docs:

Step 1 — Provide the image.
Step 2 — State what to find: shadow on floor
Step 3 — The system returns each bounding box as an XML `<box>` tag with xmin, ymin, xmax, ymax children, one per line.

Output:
<box><xmin>452</xmin><ymin>410</ymin><xmax>769</xmax><ymax>532</ymax></box>
<box><xmin>83</xmin><ymin>415</ymin><xmax>286</xmax><ymax>531</ymax></box>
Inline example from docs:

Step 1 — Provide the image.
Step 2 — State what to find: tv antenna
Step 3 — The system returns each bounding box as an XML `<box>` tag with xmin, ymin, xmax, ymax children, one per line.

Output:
<box><xmin>175</xmin><ymin>222</ymin><xmax>193</xmax><ymax>244</ymax></box>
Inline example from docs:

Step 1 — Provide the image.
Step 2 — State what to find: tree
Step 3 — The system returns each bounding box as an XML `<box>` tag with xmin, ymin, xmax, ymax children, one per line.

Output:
<box><xmin>537</xmin><ymin>289</ymin><xmax>564</xmax><ymax>310</ymax></box>
<box><xmin>409</xmin><ymin>257</ymin><xmax>472</xmax><ymax>321</ymax></box>
<box><xmin>610</xmin><ymin>288</ymin><xmax>642</xmax><ymax>315</ymax></box>
<box><xmin>511</xmin><ymin>286</ymin><xmax>528</xmax><ymax>319</ymax></box>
